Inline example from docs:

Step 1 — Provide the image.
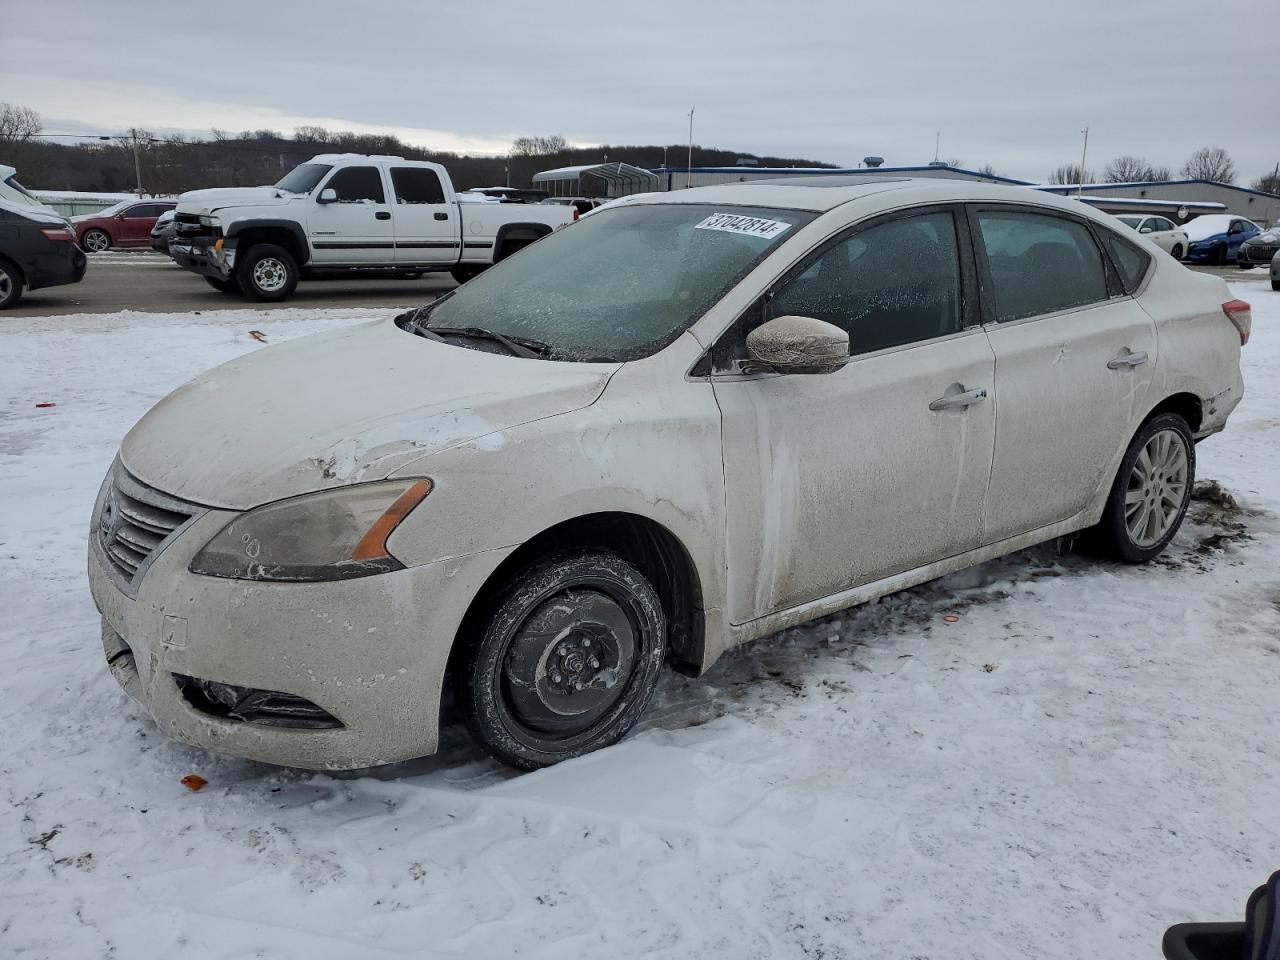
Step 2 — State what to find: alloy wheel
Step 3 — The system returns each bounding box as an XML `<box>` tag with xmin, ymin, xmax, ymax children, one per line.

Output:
<box><xmin>1124</xmin><ymin>428</ymin><xmax>1189</xmax><ymax>547</ymax></box>
<box><xmin>252</xmin><ymin>257</ymin><xmax>288</xmax><ymax>293</ymax></box>
<box><xmin>83</xmin><ymin>231</ymin><xmax>110</xmax><ymax>253</ymax></box>
<box><xmin>0</xmin><ymin>268</ymin><xmax>11</xmax><ymax>301</ymax></box>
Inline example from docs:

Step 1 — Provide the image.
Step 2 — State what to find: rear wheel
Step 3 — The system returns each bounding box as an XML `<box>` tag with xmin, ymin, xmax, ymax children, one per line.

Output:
<box><xmin>204</xmin><ymin>275</ymin><xmax>242</xmax><ymax>295</ymax></box>
<box><xmin>82</xmin><ymin>229</ymin><xmax>111</xmax><ymax>253</ymax></box>
<box><xmin>0</xmin><ymin>256</ymin><xmax>23</xmax><ymax>309</ymax></box>
<box><xmin>1271</xmin><ymin>278</ymin><xmax>1279</xmax><ymax>291</ymax></box>
<box><xmin>236</xmin><ymin>243</ymin><xmax>298</xmax><ymax>302</ymax></box>
<box><xmin>1170</xmin><ymin>244</ymin><xmax>1184</xmax><ymax>260</ymax></box>
<box><xmin>1088</xmin><ymin>413</ymin><xmax>1195</xmax><ymax>563</ymax></box>
<box><xmin>454</xmin><ymin>550</ymin><xmax>666</xmax><ymax>769</ymax></box>
<box><xmin>1211</xmin><ymin>244</ymin><xmax>1227</xmax><ymax>266</ymax></box>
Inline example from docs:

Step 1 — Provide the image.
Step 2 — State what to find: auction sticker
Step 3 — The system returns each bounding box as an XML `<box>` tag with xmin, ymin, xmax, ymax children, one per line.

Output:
<box><xmin>694</xmin><ymin>213</ymin><xmax>792</xmax><ymax>240</ymax></box>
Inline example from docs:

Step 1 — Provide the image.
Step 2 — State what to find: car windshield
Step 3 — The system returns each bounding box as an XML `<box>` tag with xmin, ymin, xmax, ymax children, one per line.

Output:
<box><xmin>422</xmin><ymin>203</ymin><xmax>816</xmax><ymax>361</ymax></box>
<box><xmin>275</xmin><ymin>163</ymin><xmax>332</xmax><ymax>194</ymax></box>
<box><xmin>0</xmin><ymin>174</ymin><xmax>42</xmax><ymax>208</ymax></box>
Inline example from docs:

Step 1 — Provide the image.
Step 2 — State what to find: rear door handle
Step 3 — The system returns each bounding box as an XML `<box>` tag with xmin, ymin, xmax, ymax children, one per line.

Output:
<box><xmin>1107</xmin><ymin>350</ymin><xmax>1149</xmax><ymax>369</ymax></box>
<box><xmin>929</xmin><ymin>387</ymin><xmax>988</xmax><ymax>411</ymax></box>
<box><xmin>375</xmin><ymin>211</ymin><xmax>391</xmax><ymax>221</ymax></box>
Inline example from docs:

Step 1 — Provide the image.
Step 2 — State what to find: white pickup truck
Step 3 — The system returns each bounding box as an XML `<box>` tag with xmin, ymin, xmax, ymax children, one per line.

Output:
<box><xmin>170</xmin><ymin>154</ymin><xmax>575</xmax><ymax>301</ymax></box>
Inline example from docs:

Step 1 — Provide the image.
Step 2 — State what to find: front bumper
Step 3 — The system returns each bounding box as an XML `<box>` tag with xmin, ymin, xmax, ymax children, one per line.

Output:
<box><xmin>1238</xmin><ymin>243</ymin><xmax>1280</xmax><ymax>266</ymax></box>
<box><xmin>88</xmin><ymin>502</ymin><xmax>512</xmax><ymax>770</ymax></box>
<box><xmin>171</xmin><ymin>232</ymin><xmax>236</xmax><ymax>280</ymax></box>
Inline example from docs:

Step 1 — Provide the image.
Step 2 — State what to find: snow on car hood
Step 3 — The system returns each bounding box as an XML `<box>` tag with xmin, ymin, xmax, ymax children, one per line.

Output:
<box><xmin>1184</xmin><ymin>215</ymin><xmax>1241</xmax><ymax>242</ymax></box>
<box><xmin>121</xmin><ymin>317</ymin><xmax>617</xmax><ymax>510</ymax></box>
<box><xmin>175</xmin><ymin>186</ymin><xmax>296</xmax><ymax>216</ymax></box>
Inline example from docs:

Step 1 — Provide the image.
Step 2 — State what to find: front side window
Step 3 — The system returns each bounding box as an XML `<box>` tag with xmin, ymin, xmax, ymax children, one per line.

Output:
<box><xmin>324</xmin><ymin>167</ymin><xmax>385</xmax><ymax>203</ymax></box>
<box><xmin>422</xmin><ymin>204</ymin><xmax>816</xmax><ymax>361</ymax></box>
<box><xmin>275</xmin><ymin>163</ymin><xmax>332</xmax><ymax>195</ymax></box>
<box><xmin>976</xmin><ymin>210</ymin><xmax>1109</xmax><ymax>322</ymax></box>
<box><xmin>125</xmin><ymin>204</ymin><xmax>158</xmax><ymax>218</ymax></box>
<box><xmin>390</xmin><ymin>168</ymin><xmax>445</xmax><ymax>204</ymax></box>
<box><xmin>766</xmin><ymin>210</ymin><xmax>963</xmax><ymax>356</ymax></box>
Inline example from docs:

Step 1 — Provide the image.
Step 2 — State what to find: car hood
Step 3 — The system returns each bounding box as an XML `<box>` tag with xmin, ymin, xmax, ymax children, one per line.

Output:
<box><xmin>176</xmin><ymin>186</ymin><xmax>296</xmax><ymax>216</ymax></box>
<box><xmin>121</xmin><ymin>317</ymin><xmax>618</xmax><ymax>510</ymax></box>
<box><xmin>1246</xmin><ymin>231</ymin><xmax>1280</xmax><ymax>245</ymax></box>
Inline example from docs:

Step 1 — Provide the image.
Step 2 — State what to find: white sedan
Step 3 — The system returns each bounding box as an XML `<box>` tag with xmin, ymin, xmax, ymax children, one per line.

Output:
<box><xmin>1115</xmin><ymin>213</ymin><xmax>1190</xmax><ymax>259</ymax></box>
<box><xmin>89</xmin><ymin>179</ymin><xmax>1248</xmax><ymax>770</ymax></box>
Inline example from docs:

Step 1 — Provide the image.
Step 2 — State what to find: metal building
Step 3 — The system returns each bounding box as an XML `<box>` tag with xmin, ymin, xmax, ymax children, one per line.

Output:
<box><xmin>531</xmin><ymin>162</ymin><xmax>660</xmax><ymax>199</ymax></box>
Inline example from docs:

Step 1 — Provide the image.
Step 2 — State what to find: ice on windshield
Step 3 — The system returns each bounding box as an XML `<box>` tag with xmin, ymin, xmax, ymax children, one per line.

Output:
<box><xmin>424</xmin><ymin>204</ymin><xmax>816</xmax><ymax>361</ymax></box>
<box><xmin>275</xmin><ymin>163</ymin><xmax>333</xmax><ymax>195</ymax></box>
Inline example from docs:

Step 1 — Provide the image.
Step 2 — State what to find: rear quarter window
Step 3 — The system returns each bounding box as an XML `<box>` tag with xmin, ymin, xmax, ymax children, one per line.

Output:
<box><xmin>1098</xmin><ymin>228</ymin><xmax>1152</xmax><ymax>295</ymax></box>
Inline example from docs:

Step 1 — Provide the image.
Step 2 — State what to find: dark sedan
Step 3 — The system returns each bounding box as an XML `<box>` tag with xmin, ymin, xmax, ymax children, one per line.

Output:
<box><xmin>150</xmin><ymin>209</ymin><xmax>178</xmax><ymax>256</ymax></box>
<box><xmin>0</xmin><ymin>201</ymin><xmax>87</xmax><ymax>309</ymax></box>
<box><xmin>1238</xmin><ymin>223</ymin><xmax>1280</xmax><ymax>272</ymax></box>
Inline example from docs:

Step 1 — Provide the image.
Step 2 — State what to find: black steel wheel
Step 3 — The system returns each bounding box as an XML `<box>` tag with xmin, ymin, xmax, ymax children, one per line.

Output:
<box><xmin>455</xmin><ymin>550</ymin><xmax>666</xmax><ymax>769</ymax></box>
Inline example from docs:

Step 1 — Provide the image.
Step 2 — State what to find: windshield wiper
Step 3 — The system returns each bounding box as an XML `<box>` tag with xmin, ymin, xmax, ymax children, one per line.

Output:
<box><xmin>422</xmin><ymin>325</ymin><xmax>550</xmax><ymax>360</ymax></box>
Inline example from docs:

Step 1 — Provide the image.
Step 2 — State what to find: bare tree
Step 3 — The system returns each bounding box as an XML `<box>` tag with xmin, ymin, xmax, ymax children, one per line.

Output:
<box><xmin>1180</xmin><ymin>147</ymin><xmax>1236</xmax><ymax>184</ymax></box>
<box><xmin>1252</xmin><ymin>169</ymin><xmax>1280</xmax><ymax>195</ymax></box>
<box><xmin>511</xmin><ymin>134</ymin><xmax>568</xmax><ymax>156</ymax></box>
<box><xmin>294</xmin><ymin>126</ymin><xmax>330</xmax><ymax>143</ymax></box>
<box><xmin>1104</xmin><ymin>155</ymin><xmax>1170</xmax><ymax>182</ymax></box>
<box><xmin>1048</xmin><ymin>163</ymin><xmax>1095</xmax><ymax>185</ymax></box>
<box><xmin>0</xmin><ymin>102</ymin><xmax>42</xmax><ymax>142</ymax></box>
<box><xmin>977</xmin><ymin>163</ymin><xmax>998</xmax><ymax>177</ymax></box>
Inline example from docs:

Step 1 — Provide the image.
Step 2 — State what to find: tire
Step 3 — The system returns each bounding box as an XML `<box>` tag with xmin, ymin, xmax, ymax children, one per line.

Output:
<box><xmin>1211</xmin><ymin>244</ymin><xmax>1227</xmax><ymax>266</ymax></box>
<box><xmin>450</xmin><ymin>264</ymin><xmax>485</xmax><ymax>284</ymax></box>
<box><xmin>204</xmin><ymin>275</ymin><xmax>243</xmax><ymax>296</ymax></box>
<box><xmin>235</xmin><ymin>243</ymin><xmax>298</xmax><ymax>302</ymax></box>
<box><xmin>1170</xmin><ymin>244</ymin><xmax>1183</xmax><ymax>260</ymax></box>
<box><xmin>1089</xmin><ymin>413</ymin><xmax>1195</xmax><ymax>563</ymax></box>
<box><xmin>454</xmin><ymin>550</ymin><xmax>667</xmax><ymax>769</ymax></box>
<box><xmin>82</xmin><ymin>229</ymin><xmax>111</xmax><ymax>253</ymax></box>
<box><xmin>1237</xmin><ymin>262</ymin><xmax>1255</xmax><ymax>271</ymax></box>
<box><xmin>0</xmin><ymin>256</ymin><xmax>23</xmax><ymax>309</ymax></box>
<box><xmin>1271</xmin><ymin>279</ymin><xmax>1279</xmax><ymax>291</ymax></box>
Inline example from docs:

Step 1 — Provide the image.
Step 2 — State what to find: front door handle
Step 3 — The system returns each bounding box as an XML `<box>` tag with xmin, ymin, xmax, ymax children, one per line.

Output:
<box><xmin>434</xmin><ymin>212</ymin><xmax>449</xmax><ymax>221</ymax></box>
<box><xmin>929</xmin><ymin>386</ymin><xmax>988</xmax><ymax>411</ymax></box>
<box><xmin>375</xmin><ymin>211</ymin><xmax>391</xmax><ymax>221</ymax></box>
<box><xmin>1107</xmin><ymin>350</ymin><xmax>1149</xmax><ymax>369</ymax></box>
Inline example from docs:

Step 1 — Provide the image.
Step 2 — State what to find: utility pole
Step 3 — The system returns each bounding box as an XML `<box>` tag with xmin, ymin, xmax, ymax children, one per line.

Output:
<box><xmin>129</xmin><ymin>129</ymin><xmax>144</xmax><ymax>197</ymax></box>
<box><xmin>1077</xmin><ymin>126</ymin><xmax>1089</xmax><ymax>198</ymax></box>
<box><xmin>686</xmin><ymin>108</ymin><xmax>695</xmax><ymax>189</ymax></box>
<box><xmin>934</xmin><ymin>131</ymin><xmax>940</xmax><ymax>164</ymax></box>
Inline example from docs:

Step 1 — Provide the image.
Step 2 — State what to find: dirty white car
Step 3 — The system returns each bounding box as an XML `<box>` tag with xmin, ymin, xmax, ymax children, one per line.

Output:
<box><xmin>89</xmin><ymin>178</ymin><xmax>1248</xmax><ymax>770</ymax></box>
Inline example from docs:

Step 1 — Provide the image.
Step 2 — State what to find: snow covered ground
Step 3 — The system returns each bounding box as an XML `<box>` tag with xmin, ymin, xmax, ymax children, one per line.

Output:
<box><xmin>2</xmin><ymin>286</ymin><xmax>1279</xmax><ymax>959</ymax></box>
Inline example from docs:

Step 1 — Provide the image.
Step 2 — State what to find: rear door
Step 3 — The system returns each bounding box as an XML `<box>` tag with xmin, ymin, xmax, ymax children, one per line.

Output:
<box><xmin>388</xmin><ymin>166</ymin><xmax>459</xmax><ymax>266</ymax></box>
<box><xmin>973</xmin><ymin>205</ymin><xmax>1157</xmax><ymax>544</ymax></box>
<box><xmin>308</xmin><ymin>165</ymin><xmax>395</xmax><ymax>264</ymax></box>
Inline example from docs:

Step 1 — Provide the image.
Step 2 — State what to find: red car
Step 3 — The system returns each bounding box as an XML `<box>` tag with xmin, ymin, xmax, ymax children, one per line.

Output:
<box><xmin>73</xmin><ymin>199</ymin><xmax>176</xmax><ymax>252</ymax></box>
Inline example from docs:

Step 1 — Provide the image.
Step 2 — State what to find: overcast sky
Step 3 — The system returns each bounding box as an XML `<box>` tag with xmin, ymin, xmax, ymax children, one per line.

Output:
<box><xmin>2</xmin><ymin>0</ymin><xmax>1274</xmax><ymax>183</ymax></box>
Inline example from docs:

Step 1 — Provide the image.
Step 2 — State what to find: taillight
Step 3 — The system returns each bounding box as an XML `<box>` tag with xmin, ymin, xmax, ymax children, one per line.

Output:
<box><xmin>40</xmin><ymin>226</ymin><xmax>74</xmax><ymax>242</ymax></box>
<box><xmin>1223</xmin><ymin>299</ymin><xmax>1252</xmax><ymax>346</ymax></box>
<box><xmin>572</xmin><ymin>208</ymin><xmax>580</xmax><ymax>221</ymax></box>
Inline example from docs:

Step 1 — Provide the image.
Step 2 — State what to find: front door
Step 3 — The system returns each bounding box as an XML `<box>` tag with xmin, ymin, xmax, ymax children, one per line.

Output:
<box><xmin>308</xmin><ymin>165</ymin><xmax>395</xmax><ymax>264</ymax></box>
<box><xmin>388</xmin><ymin>166</ymin><xmax>460</xmax><ymax>266</ymax></box>
<box><xmin>712</xmin><ymin>207</ymin><xmax>997</xmax><ymax>623</ymax></box>
<box><xmin>972</xmin><ymin>205</ymin><xmax>1158</xmax><ymax>543</ymax></box>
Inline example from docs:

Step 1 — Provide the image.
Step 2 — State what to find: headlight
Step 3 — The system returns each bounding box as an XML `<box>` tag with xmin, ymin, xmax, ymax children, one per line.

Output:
<box><xmin>189</xmin><ymin>480</ymin><xmax>432</xmax><ymax>582</ymax></box>
<box><xmin>199</xmin><ymin>214</ymin><xmax>219</xmax><ymax>227</ymax></box>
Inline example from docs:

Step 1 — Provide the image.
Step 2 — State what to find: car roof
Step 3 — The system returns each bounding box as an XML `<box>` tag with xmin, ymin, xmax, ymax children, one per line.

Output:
<box><xmin>611</xmin><ymin>176</ymin><xmax>1125</xmax><ymax>218</ymax></box>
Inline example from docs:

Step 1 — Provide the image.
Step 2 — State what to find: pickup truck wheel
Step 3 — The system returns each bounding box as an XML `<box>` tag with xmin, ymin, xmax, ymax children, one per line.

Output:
<box><xmin>450</xmin><ymin>265</ymin><xmax>485</xmax><ymax>284</ymax></box>
<box><xmin>0</xmin><ymin>256</ymin><xmax>23</xmax><ymax>309</ymax></box>
<box><xmin>236</xmin><ymin>244</ymin><xmax>298</xmax><ymax>302</ymax></box>
<box><xmin>1087</xmin><ymin>413</ymin><xmax>1194</xmax><ymax>564</ymax></box>
<box><xmin>455</xmin><ymin>550</ymin><xmax>666</xmax><ymax>770</ymax></box>
<box><xmin>204</xmin><ymin>276</ymin><xmax>243</xmax><ymax>295</ymax></box>
<box><xmin>82</xmin><ymin>229</ymin><xmax>111</xmax><ymax>253</ymax></box>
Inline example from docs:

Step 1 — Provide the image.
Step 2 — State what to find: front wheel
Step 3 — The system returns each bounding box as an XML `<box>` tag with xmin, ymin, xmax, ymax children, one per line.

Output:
<box><xmin>1237</xmin><ymin>261</ymin><xmax>1255</xmax><ymax>271</ymax></box>
<box><xmin>1170</xmin><ymin>244</ymin><xmax>1184</xmax><ymax>260</ymax></box>
<box><xmin>236</xmin><ymin>243</ymin><xmax>298</xmax><ymax>302</ymax></box>
<box><xmin>204</xmin><ymin>275</ymin><xmax>242</xmax><ymax>295</ymax></box>
<box><xmin>82</xmin><ymin>229</ymin><xmax>111</xmax><ymax>253</ymax></box>
<box><xmin>455</xmin><ymin>550</ymin><xmax>667</xmax><ymax>769</ymax></box>
<box><xmin>450</xmin><ymin>264</ymin><xmax>485</xmax><ymax>284</ymax></box>
<box><xmin>1088</xmin><ymin>413</ymin><xmax>1195</xmax><ymax>563</ymax></box>
<box><xmin>0</xmin><ymin>256</ymin><xmax>23</xmax><ymax>309</ymax></box>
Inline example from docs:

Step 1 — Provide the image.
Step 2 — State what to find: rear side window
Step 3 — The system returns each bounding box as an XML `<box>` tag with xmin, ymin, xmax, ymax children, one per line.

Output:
<box><xmin>325</xmin><ymin>167</ymin><xmax>385</xmax><ymax>203</ymax></box>
<box><xmin>390</xmin><ymin>168</ymin><xmax>445</xmax><ymax>204</ymax></box>
<box><xmin>125</xmin><ymin>204</ymin><xmax>160</xmax><ymax>218</ymax></box>
<box><xmin>1099</xmin><ymin>228</ymin><xmax>1152</xmax><ymax>294</ymax></box>
<box><xmin>768</xmin><ymin>210</ymin><xmax>963</xmax><ymax>356</ymax></box>
<box><xmin>976</xmin><ymin>211</ymin><xmax>1109</xmax><ymax>322</ymax></box>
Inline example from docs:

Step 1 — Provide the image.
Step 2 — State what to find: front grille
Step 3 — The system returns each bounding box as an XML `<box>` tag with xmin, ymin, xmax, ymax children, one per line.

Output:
<box><xmin>174</xmin><ymin>212</ymin><xmax>201</xmax><ymax>226</ymax></box>
<box><xmin>1240</xmin><ymin>244</ymin><xmax>1278</xmax><ymax>264</ymax></box>
<box><xmin>174</xmin><ymin>674</ymin><xmax>344</xmax><ymax>729</ymax></box>
<box><xmin>96</xmin><ymin>463</ymin><xmax>200</xmax><ymax>588</ymax></box>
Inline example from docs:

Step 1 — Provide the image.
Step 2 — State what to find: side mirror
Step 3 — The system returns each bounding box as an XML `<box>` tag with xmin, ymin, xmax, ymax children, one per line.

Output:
<box><xmin>114</xmin><ymin>213</ymin><xmax>126</xmax><ymax>219</ymax></box>
<box><xmin>317</xmin><ymin>188</ymin><xmax>338</xmax><ymax>204</ymax></box>
<box><xmin>1140</xmin><ymin>227</ymin><xmax>1153</xmax><ymax>234</ymax></box>
<box><xmin>746</xmin><ymin>315</ymin><xmax>850</xmax><ymax>375</ymax></box>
